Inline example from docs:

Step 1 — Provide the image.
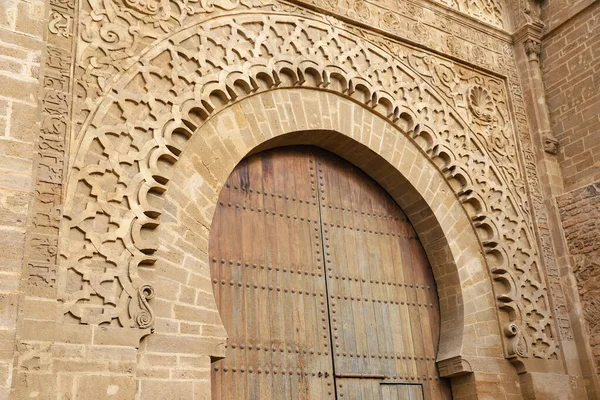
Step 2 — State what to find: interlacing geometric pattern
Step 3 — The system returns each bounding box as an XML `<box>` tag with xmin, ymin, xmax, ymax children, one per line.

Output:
<box><xmin>61</xmin><ymin>12</ymin><xmax>558</xmax><ymax>359</ymax></box>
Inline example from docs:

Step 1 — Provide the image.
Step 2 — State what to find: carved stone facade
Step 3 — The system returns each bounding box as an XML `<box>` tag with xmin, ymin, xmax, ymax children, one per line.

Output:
<box><xmin>0</xmin><ymin>0</ymin><xmax>598</xmax><ymax>398</ymax></box>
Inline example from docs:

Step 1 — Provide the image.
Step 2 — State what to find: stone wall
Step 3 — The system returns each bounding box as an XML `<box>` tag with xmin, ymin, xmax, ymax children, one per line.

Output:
<box><xmin>543</xmin><ymin>0</ymin><xmax>600</xmax><ymax>382</ymax></box>
<box><xmin>541</xmin><ymin>1</ymin><xmax>600</xmax><ymax>191</ymax></box>
<box><xmin>557</xmin><ymin>183</ymin><xmax>600</xmax><ymax>375</ymax></box>
<box><xmin>542</xmin><ymin>0</ymin><xmax>596</xmax><ymax>32</ymax></box>
<box><xmin>0</xmin><ymin>0</ymin><xmax>46</xmax><ymax>396</ymax></box>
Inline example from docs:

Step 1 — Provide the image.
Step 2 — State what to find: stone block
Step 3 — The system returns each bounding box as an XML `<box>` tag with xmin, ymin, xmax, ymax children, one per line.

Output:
<box><xmin>0</xmin><ymin>74</ymin><xmax>37</xmax><ymax>104</ymax></box>
<box><xmin>139</xmin><ymin>380</ymin><xmax>194</xmax><ymax>400</ymax></box>
<box><xmin>0</xmin><ymin>292</ymin><xmax>18</xmax><ymax>327</ymax></box>
<box><xmin>9</xmin><ymin>102</ymin><xmax>37</xmax><ymax>142</ymax></box>
<box><xmin>76</xmin><ymin>375</ymin><xmax>137</xmax><ymax>399</ymax></box>
<box><xmin>144</xmin><ymin>333</ymin><xmax>225</xmax><ymax>357</ymax></box>
<box><xmin>0</xmin><ymin>328</ymin><xmax>15</xmax><ymax>359</ymax></box>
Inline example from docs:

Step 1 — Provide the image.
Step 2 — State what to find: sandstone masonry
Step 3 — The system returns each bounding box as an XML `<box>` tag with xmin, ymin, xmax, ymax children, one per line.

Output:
<box><xmin>0</xmin><ymin>0</ymin><xmax>598</xmax><ymax>398</ymax></box>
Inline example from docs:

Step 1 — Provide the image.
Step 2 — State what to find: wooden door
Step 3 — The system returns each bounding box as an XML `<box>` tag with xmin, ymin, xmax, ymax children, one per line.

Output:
<box><xmin>210</xmin><ymin>146</ymin><xmax>452</xmax><ymax>400</ymax></box>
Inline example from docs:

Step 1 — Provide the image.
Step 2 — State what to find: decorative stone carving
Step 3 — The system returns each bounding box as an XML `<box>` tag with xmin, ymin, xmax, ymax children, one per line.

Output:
<box><xmin>135</xmin><ymin>284</ymin><xmax>156</xmax><ymax>328</ymax></box>
<box><xmin>121</xmin><ymin>0</ymin><xmax>164</xmax><ymax>15</ymax></box>
<box><xmin>73</xmin><ymin>0</ymin><xmax>278</xmax><ymax>139</ymax></box>
<box><xmin>468</xmin><ymin>85</ymin><xmax>496</xmax><ymax>123</ymax></box>
<box><xmin>437</xmin><ymin>356</ymin><xmax>473</xmax><ymax>377</ymax></box>
<box><xmin>436</xmin><ymin>0</ymin><xmax>503</xmax><ymax>27</ymax></box>
<box><xmin>500</xmin><ymin>40</ymin><xmax>574</xmax><ymax>343</ymax></box>
<box><xmin>544</xmin><ymin>134</ymin><xmax>559</xmax><ymax>155</ymax></box>
<box><xmin>62</xmin><ymin>12</ymin><xmax>559</xmax><ymax>361</ymax></box>
<box><xmin>24</xmin><ymin>0</ymin><xmax>76</xmax><ymax>300</ymax></box>
<box><xmin>73</xmin><ymin>0</ymin><xmax>513</xmax><ymax>143</ymax></box>
<box><xmin>348</xmin><ymin>0</ymin><xmax>370</xmax><ymax>20</ymax></box>
<box><xmin>524</xmin><ymin>38</ymin><xmax>542</xmax><ymax>61</ymax></box>
<box><xmin>504</xmin><ymin>0</ymin><xmax>543</xmax><ymax>31</ymax></box>
<box><xmin>522</xmin><ymin>0</ymin><xmax>543</xmax><ymax>26</ymax></box>
<box><xmin>296</xmin><ymin>0</ymin><xmax>504</xmax><ymax>29</ymax></box>
<box><xmin>49</xmin><ymin>11</ymin><xmax>73</xmax><ymax>37</ymax></box>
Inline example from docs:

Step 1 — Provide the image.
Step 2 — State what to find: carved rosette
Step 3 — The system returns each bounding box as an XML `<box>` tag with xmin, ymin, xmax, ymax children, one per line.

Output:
<box><xmin>63</xmin><ymin>12</ymin><xmax>557</xmax><ymax>359</ymax></box>
<box><xmin>348</xmin><ymin>0</ymin><xmax>370</xmax><ymax>20</ymax></box>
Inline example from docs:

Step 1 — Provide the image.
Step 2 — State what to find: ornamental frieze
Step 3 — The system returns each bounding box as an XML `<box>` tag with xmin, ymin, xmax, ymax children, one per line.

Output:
<box><xmin>293</xmin><ymin>0</ymin><xmax>504</xmax><ymax>29</ymax></box>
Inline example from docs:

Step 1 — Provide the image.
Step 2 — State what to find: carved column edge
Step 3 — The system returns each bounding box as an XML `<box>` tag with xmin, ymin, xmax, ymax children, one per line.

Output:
<box><xmin>509</xmin><ymin>18</ymin><xmax>598</xmax><ymax>400</ymax></box>
<box><xmin>514</xmin><ymin>23</ymin><xmax>559</xmax><ymax>155</ymax></box>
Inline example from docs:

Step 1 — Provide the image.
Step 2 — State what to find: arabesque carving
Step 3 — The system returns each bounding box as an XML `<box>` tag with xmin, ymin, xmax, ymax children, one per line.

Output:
<box><xmin>74</xmin><ymin>0</ymin><xmax>278</xmax><ymax>138</ymax></box>
<box><xmin>499</xmin><ymin>40</ymin><xmax>573</xmax><ymax>342</ymax></box>
<box><xmin>431</xmin><ymin>0</ymin><xmax>503</xmax><ymax>27</ymax></box>
<box><xmin>62</xmin><ymin>12</ymin><xmax>559</xmax><ymax>360</ymax></box>
<box><xmin>293</xmin><ymin>0</ymin><xmax>503</xmax><ymax>29</ymax></box>
<box><xmin>73</xmin><ymin>0</ymin><xmax>512</xmax><ymax>142</ymax></box>
<box><xmin>22</xmin><ymin>0</ymin><xmax>76</xmax><ymax>301</ymax></box>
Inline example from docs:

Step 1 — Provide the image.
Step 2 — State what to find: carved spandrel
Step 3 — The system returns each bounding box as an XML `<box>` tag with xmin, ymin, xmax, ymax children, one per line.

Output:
<box><xmin>73</xmin><ymin>0</ymin><xmax>513</xmax><ymax>146</ymax></box>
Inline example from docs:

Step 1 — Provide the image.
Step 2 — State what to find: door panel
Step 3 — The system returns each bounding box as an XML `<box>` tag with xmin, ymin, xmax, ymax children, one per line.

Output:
<box><xmin>210</xmin><ymin>146</ymin><xmax>452</xmax><ymax>399</ymax></box>
<box><xmin>333</xmin><ymin>379</ymin><xmax>424</xmax><ymax>400</ymax></box>
<box><xmin>315</xmin><ymin>152</ymin><xmax>451</xmax><ymax>399</ymax></box>
<box><xmin>381</xmin><ymin>384</ymin><xmax>425</xmax><ymax>400</ymax></box>
<box><xmin>210</xmin><ymin>149</ymin><xmax>335</xmax><ymax>399</ymax></box>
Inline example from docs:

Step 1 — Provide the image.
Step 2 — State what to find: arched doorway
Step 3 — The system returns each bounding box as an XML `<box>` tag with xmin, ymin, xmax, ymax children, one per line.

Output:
<box><xmin>209</xmin><ymin>146</ymin><xmax>453</xmax><ymax>399</ymax></box>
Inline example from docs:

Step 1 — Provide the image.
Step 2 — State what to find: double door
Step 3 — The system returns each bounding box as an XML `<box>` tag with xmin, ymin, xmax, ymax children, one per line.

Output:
<box><xmin>210</xmin><ymin>146</ymin><xmax>452</xmax><ymax>399</ymax></box>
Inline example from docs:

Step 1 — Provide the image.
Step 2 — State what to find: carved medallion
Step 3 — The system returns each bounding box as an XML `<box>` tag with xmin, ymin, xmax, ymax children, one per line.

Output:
<box><xmin>349</xmin><ymin>0</ymin><xmax>370</xmax><ymax>20</ymax></box>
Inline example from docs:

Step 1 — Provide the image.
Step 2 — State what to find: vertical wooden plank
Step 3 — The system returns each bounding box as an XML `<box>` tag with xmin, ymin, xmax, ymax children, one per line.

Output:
<box><xmin>239</xmin><ymin>157</ymin><xmax>259</xmax><ymax>400</ymax></box>
<box><xmin>410</xmin><ymin>227</ymin><xmax>437</xmax><ymax>400</ymax></box>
